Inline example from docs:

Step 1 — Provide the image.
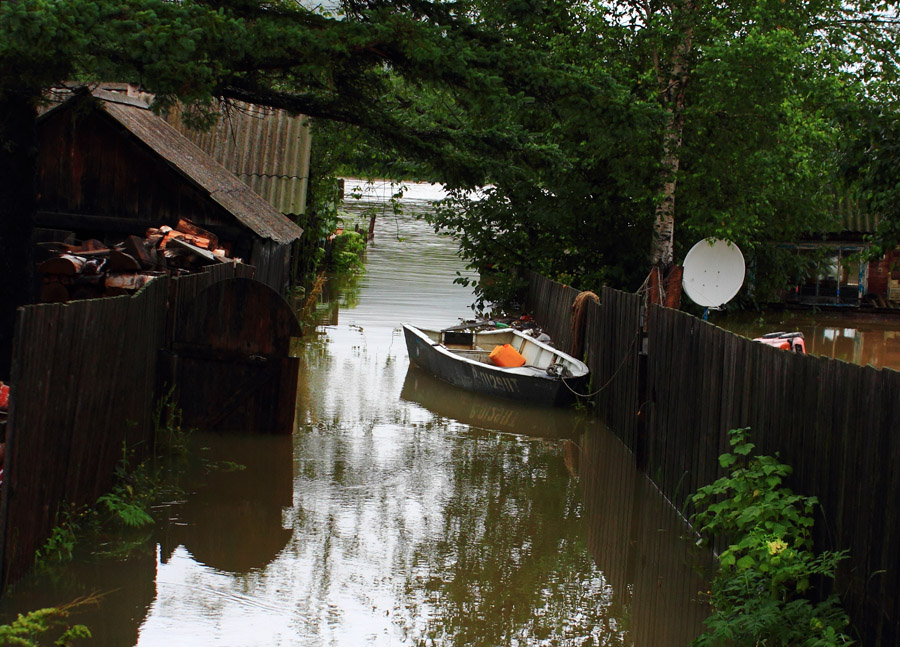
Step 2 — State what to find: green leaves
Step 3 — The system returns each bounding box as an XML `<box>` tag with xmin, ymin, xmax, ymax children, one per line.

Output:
<box><xmin>691</xmin><ymin>428</ymin><xmax>852</xmax><ymax>647</ymax></box>
<box><xmin>96</xmin><ymin>490</ymin><xmax>155</xmax><ymax>528</ymax></box>
<box><xmin>2</xmin><ymin>0</ymin><xmax>898</xmax><ymax>305</ymax></box>
<box><xmin>718</xmin><ymin>452</ymin><xmax>737</xmax><ymax>468</ymax></box>
<box><xmin>0</xmin><ymin>606</ymin><xmax>92</xmax><ymax>647</ymax></box>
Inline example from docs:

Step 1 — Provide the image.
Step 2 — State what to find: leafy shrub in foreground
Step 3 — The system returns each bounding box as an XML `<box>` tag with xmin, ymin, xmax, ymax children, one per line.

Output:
<box><xmin>691</xmin><ymin>428</ymin><xmax>853</xmax><ymax>646</ymax></box>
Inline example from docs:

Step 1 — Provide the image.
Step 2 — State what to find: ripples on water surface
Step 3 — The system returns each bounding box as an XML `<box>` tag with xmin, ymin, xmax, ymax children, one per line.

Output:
<box><xmin>0</xmin><ymin>181</ymin><xmax>711</xmax><ymax>646</ymax></box>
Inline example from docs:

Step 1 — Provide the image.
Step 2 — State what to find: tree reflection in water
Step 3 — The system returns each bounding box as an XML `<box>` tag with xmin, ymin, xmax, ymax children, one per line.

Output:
<box><xmin>290</xmin><ymin>401</ymin><xmax>625</xmax><ymax>646</ymax></box>
<box><xmin>289</xmin><ymin>312</ymin><xmax>710</xmax><ymax>646</ymax></box>
<box><xmin>0</xmin><ymin>199</ymin><xmax>711</xmax><ymax>646</ymax></box>
<box><xmin>407</xmin><ymin>431</ymin><xmax>625</xmax><ymax>647</ymax></box>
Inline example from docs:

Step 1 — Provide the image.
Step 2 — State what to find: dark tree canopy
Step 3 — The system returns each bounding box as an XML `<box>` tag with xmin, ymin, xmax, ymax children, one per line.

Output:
<box><xmin>0</xmin><ymin>0</ymin><xmax>584</xmax><ymax>374</ymax></box>
<box><xmin>418</xmin><ymin>0</ymin><xmax>900</xmax><ymax>309</ymax></box>
<box><xmin>1</xmin><ymin>0</ymin><xmax>899</xmax><ymax>372</ymax></box>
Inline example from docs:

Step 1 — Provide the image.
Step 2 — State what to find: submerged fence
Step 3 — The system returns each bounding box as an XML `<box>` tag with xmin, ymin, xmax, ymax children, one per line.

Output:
<box><xmin>0</xmin><ymin>278</ymin><xmax>168</xmax><ymax>588</ymax></box>
<box><xmin>525</xmin><ymin>271</ymin><xmax>900</xmax><ymax>646</ymax></box>
<box><xmin>0</xmin><ymin>262</ymin><xmax>265</xmax><ymax>590</ymax></box>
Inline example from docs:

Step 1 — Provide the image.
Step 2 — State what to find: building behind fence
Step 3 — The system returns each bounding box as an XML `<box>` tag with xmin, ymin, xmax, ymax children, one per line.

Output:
<box><xmin>525</xmin><ymin>270</ymin><xmax>900</xmax><ymax>646</ymax></box>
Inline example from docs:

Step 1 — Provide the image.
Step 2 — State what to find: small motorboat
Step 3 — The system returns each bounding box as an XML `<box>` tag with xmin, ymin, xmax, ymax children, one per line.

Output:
<box><xmin>402</xmin><ymin>324</ymin><xmax>590</xmax><ymax>407</ymax></box>
<box><xmin>752</xmin><ymin>331</ymin><xmax>806</xmax><ymax>353</ymax></box>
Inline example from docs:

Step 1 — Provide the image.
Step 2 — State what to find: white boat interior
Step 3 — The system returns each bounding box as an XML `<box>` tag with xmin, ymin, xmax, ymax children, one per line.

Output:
<box><xmin>418</xmin><ymin>327</ymin><xmax>589</xmax><ymax>377</ymax></box>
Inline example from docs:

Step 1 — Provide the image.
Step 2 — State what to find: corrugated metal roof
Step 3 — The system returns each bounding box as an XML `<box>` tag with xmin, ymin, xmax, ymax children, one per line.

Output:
<box><xmin>47</xmin><ymin>88</ymin><xmax>304</xmax><ymax>244</ymax></box>
<box><xmin>165</xmin><ymin>101</ymin><xmax>312</xmax><ymax>216</ymax></box>
<box><xmin>839</xmin><ymin>198</ymin><xmax>879</xmax><ymax>234</ymax></box>
<box><xmin>842</xmin><ymin>212</ymin><xmax>879</xmax><ymax>234</ymax></box>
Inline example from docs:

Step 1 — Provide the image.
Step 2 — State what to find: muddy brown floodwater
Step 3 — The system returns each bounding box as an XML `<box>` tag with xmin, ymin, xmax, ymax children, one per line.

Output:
<box><xmin>0</xmin><ymin>181</ymin><xmax>712</xmax><ymax>646</ymax></box>
<box><xmin>716</xmin><ymin>309</ymin><xmax>900</xmax><ymax>370</ymax></box>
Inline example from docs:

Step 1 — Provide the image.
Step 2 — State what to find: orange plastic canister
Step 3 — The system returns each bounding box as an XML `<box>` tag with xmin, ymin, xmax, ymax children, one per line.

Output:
<box><xmin>489</xmin><ymin>343</ymin><xmax>526</xmax><ymax>368</ymax></box>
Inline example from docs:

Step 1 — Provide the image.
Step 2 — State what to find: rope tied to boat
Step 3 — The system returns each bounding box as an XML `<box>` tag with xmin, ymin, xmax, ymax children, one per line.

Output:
<box><xmin>546</xmin><ymin>363</ymin><xmax>572</xmax><ymax>378</ymax></box>
<box><xmin>561</xmin><ymin>328</ymin><xmax>641</xmax><ymax>399</ymax></box>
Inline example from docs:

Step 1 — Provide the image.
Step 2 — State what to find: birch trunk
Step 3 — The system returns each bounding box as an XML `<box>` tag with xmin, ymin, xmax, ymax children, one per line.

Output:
<box><xmin>650</xmin><ymin>4</ymin><xmax>694</xmax><ymax>273</ymax></box>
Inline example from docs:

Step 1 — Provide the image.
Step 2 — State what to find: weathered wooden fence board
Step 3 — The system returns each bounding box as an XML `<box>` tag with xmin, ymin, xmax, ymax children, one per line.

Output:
<box><xmin>168</xmin><ymin>262</ymin><xmax>256</xmax><ymax>342</ymax></box>
<box><xmin>0</xmin><ymin>278</ymin><xmax>167</xmax><ymax>588</ymax></box>
<box><xmin>592</xmin><ymin>288</ymin><xmax>641</xmax><ymax>448</ymax></box>
<box><xmin>0</xmin><ymin>262</ymin><xmax>296</xmax><ymax>591</ymax></box>
<box><xmin>164</xmin><ymin>276</ymin><xmax>301</xmax><ymax>433</ymax></box>
<box><xmin>524</xmin><ymin>273</ymin><xmax>900</xmax><ymax>645</ymax></box>
<box><xmin>523</xmin><ymin>270</ymin><xmax>580</xmax><ymax>355</ymax></box>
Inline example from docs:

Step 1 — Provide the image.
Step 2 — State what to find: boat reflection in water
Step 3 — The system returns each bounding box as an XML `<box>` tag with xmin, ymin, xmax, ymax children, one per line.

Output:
<box><xmin>401</xmin><ymin>364</ymin><xmax>714</xmax><ymax>644</ymax></box>
<box><xmin>400</xmin><ymin>365</ymin><xmax>584</xmax><ymax>439</ymax></box>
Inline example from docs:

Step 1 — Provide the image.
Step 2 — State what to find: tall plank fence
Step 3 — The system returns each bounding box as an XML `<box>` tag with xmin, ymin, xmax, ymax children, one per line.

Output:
<box><xmin>0</xmin><ymin>261</ymin><xmax>270</xmax><ymax>590</ymax></box>
<box><xmin>524</xmin><ymin>271</ymin><xmax>900</xmax><ymax>646</ymax></box>
<box><xmin>0</xmin><ymin>278</ymin><xmax>168</xmax><ymax>588</ymax></box>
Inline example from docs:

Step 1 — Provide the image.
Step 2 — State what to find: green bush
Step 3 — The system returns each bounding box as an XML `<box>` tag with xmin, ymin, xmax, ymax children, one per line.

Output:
<box><xmin>329</xmin><ymin>231</ymin><xmax>366</xmax><ymax>273</ymax></box>
<box><xmin>33</xmin><ymin>507</ymin><xmax>79</xmax><ymax>566</ymax></box>
<box><xmin>0</xmin><ymin>596</ymin><xmax>97</xmax><ymax>646</ymax></box>
<box><xmin>691</xmin><ymin>428</ymin><xmax>853</xmax><ymax>646</ymax></box>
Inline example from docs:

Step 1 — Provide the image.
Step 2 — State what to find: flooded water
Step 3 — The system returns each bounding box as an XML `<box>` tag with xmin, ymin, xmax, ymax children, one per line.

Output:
<box><xmin>715</xmin><ymin>310</ymin><xmax>900</xmax><ymax>370</ymax></box>
<box><xmin>0</xmin><ymin>182</ymin><xmax>711</xmax><ymax>646</ymax></box>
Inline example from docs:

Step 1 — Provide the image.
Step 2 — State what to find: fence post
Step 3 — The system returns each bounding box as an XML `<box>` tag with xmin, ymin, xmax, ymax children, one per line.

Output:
<box><xmin>635</xmin><ymin>303</ymin><xmax>649</xmax><ymax>470</ymax></box>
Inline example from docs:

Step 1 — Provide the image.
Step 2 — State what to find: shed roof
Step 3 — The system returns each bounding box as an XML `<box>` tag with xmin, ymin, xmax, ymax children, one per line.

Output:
<box><xmin>44</xmin><ymin>88</ymin><xmax>304</xmax><ymax>244</ymax></box>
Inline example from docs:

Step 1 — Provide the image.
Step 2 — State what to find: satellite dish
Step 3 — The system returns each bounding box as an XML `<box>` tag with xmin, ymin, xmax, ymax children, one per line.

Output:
<box><xmin>681</xmin><ymin>238</ymin><xmax>745</xmax><ymax>309</ymax></box>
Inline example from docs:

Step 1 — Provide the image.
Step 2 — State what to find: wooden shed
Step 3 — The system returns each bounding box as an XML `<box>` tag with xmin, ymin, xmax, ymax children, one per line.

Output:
<box><xmin>35</xmin><ymin>87</ymin><xmax>304</xmax><ymax>293</ymax></box>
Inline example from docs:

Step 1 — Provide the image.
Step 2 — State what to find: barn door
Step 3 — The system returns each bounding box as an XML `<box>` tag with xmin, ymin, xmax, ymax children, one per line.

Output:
<box><xmin>162</xmin><ymin>277</ymin><xmax>302</xmax><ymax>433</ymax></box>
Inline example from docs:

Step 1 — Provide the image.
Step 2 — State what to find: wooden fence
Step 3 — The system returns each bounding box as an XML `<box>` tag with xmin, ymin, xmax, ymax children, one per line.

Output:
<box><xmin>0</xmin><ymin>278</ymin><xmax>168</xmax><ymax>588</ymax></box>
<box><xmin>167</xmin><ymin>262</ymin><xmax>256</xmax><ymax>341</ymax></box>
<box><xmin>524</xmin><ymin>271</ymin><xmax>900</xmax><ymax>646</ymax></box>
<box><xmin>0</xmin><ymin>261</ymin><xmax>299</xmax><ymax>591</ymax></box>
<box><xmin>164</xmin><ymin>267</ymin><xmax>301</xmax><ymax>434</ymax></box>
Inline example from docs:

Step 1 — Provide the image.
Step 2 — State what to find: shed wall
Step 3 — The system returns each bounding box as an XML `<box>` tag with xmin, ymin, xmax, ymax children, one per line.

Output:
<box><xmin>37</xmin><ymin>107</ymin><xmax>236</xmax><ymax>231</ymax></box>
<box><xmin>251</xmin><ymin>239</ymin><xmax>292</xmax><ymax>294</ymax></box>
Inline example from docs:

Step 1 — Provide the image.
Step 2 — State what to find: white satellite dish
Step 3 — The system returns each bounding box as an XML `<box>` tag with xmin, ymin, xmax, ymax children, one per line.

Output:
<box><xmin>681</xmin><ymin>238</ymin><xmax>745</xmax><ymax>309</ymax></box>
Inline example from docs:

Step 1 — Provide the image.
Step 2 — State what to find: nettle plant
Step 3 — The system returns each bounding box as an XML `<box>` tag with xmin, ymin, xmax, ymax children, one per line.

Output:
<box><xmin>691</xmin><ymin>428</ymin><xmax>854</xmax><ymax>647</ymax></box>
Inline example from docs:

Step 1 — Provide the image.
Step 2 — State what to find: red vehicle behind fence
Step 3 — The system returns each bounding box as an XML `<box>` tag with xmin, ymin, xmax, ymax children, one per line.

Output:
<box><xmin>752</xmin><ymin>331</ymin><xmax>806</xmax><ymax>354</ymax></box>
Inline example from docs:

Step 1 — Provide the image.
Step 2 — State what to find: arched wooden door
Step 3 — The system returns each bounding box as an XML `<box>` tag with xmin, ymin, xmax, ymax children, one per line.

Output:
<box><xmin>164</xmin><ymin>277</ymin><xmax>302</xmax><ymax>433</ymax></box>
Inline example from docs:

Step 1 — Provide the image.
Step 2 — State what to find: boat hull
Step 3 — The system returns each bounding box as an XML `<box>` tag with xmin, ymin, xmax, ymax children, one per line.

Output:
<box><xmin>401</xmin><ymin>365</ymin><xmax>583</xmax><ymax>437</ymax></box>
<box><xmin>403</xmin><ymin>324</ymin><xmax>588</xmax><ymax>407</ymax></box>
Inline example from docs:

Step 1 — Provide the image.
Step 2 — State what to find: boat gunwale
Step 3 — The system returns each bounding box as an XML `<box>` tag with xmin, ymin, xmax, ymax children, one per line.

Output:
<box><xmin>402</xmin><ymin>324</ymin><xmax>589</xmax><ymax>379</ymax></box>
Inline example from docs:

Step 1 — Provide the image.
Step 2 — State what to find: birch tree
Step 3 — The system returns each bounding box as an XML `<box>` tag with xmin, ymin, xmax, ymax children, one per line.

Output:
<box><xmin>423</xmin><ymin>0</ymin><xmax>899</xmax><ymax>308</ymax></box>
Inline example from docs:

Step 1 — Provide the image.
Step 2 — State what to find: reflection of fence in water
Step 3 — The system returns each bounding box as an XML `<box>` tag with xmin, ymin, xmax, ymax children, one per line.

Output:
<box><xmin>577</xmin><ymin>426</ymin><xmax>712</xmax><ymax>645</ymax></box>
